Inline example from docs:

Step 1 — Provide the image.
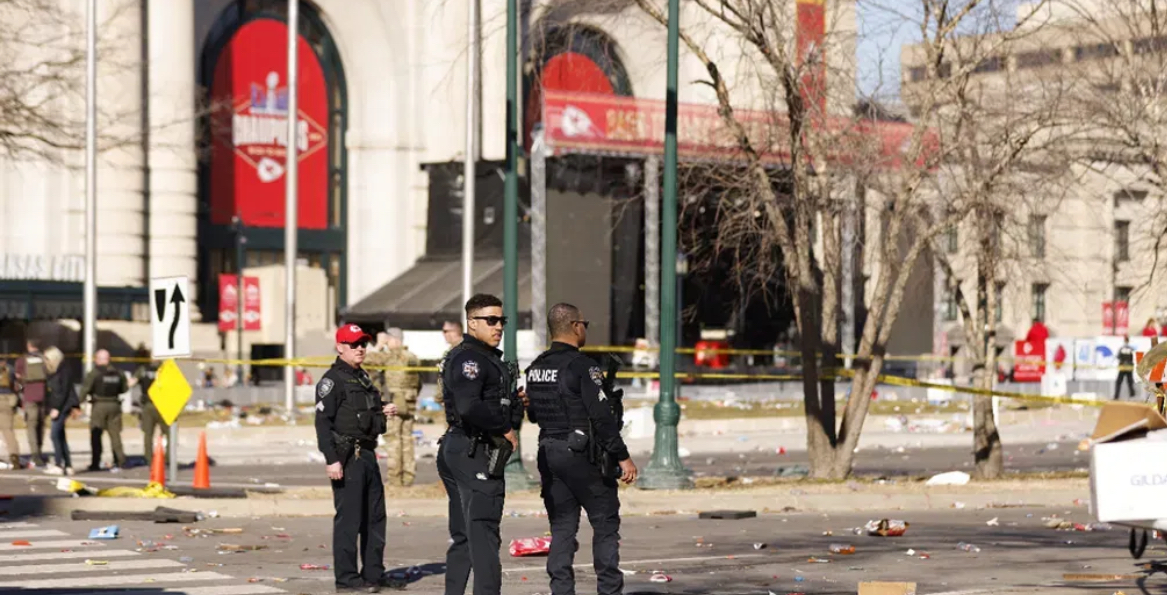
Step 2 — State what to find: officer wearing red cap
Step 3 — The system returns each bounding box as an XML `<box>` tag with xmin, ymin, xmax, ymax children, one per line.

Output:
<box><xmin>315</xmin><ymin>324</ymin><xmax>401</xmax><ymax>593</ymax></box>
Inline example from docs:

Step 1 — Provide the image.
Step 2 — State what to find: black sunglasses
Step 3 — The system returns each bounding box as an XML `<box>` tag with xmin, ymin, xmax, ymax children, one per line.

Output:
<box><xmin>471</xmin><ymin>316</ymin><xmax>508</xmax><ymax>327</ymax></box>
<box><xmin>572</xmin><ymin>320</ymin><xmax>590</xmax><ymax>329</ymax></box>
<box><xmin>344</xmin><ymin>340</ymin><xmax>369</xmax><ymax>349</ymax></box>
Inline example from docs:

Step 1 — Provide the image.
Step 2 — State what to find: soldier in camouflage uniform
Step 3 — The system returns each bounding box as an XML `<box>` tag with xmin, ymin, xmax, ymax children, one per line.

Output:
<box><xmin>365</xmin><ymin>329</ymin><xmax>421</xmax><ymax>486</ymax></box>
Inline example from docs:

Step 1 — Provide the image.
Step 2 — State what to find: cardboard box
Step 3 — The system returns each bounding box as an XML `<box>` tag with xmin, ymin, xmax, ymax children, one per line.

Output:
<box><xmin>858</xmin><ymin>583</ymin><xmax>917</xmax><ymax>595</ymax></box>
<box><xmin>1089</xmin><ymin>402</ymin><xmax>1167</xmax><ymax>522</ymax></box>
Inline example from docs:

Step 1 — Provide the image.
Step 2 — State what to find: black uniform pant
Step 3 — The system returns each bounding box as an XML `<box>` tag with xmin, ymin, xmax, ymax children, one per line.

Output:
<box><xmin>538</xmin><ymin>438</ymin><xmax>622</xmax><ymax>595</ymax></box>
<box><xmin>331</xmin><ymin>447</ymin><xmax>386</xmax><ymax>588</ymax></box>
<box><xmin>438</xmin><ymin>431</ymin><xmax>505</xmax><ymax>595</ymax></box>
<box><xmin>1115</xmin><ymin>371</ymin><xmax>1136</xmax><ymax>400</ymax></box>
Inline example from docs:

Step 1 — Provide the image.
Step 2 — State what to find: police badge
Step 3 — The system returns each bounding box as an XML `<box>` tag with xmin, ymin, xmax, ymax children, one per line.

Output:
<box><xmin>462</xmin><ymin>361</ymin><xmax>480</xmax><ymax>380</ymax></box>
<box><xmin>317</xmin><ymin>378</ymin><xmax>334</xmax><ymax>398</ymax></box>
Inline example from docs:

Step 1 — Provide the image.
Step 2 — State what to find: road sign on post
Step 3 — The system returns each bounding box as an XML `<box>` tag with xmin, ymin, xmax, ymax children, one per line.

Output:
<box><xmin>148</xmin><ymin>359</ymin><xmax>193</xmax><ymax>426</ymax></box>
<box><xmin>150</xmin><ymin>276</ymin><xmax>191</xmax><ymax>359</ymax></box>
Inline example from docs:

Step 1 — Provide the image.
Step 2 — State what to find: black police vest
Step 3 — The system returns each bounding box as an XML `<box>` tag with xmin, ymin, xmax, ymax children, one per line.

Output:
<box><xmin>441</xmin><ymin>341</ymin><xmax>509</xmax><ymax>430</ymax></box>
<box><xmin>94</xmin><ymin>367</ymin><xmax>123</xmax><ymax>399</ymax></box>
<box><xmin>326</xmin><ymin>365</ymin><xmax>384</xmax><ymax>441</ymax></box>
<box><xmin>526</xmin><ymin>349</ymin><xmax>592</xmax><ymax>435</ymax></box>
<box><xmin>139</xmin><ymin>367</ymin><xmax>158</xmax><ymax>393</ymax></box>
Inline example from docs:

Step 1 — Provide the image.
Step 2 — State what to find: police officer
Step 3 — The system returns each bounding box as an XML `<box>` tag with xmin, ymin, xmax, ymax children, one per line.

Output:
<box><xmin>526</xmin><ymin>303</ymin><xmax>637</xmax><ymax>595</ymax></box>
<box><xmin>0</xmin><ymin>360</ymin><xmax>20</xmax><ymax>469</ymax></box>
<box><xmin>438</xmin><ymin>294</ymin><xmax>522</xmax><ymax>595</ymax></box>
<box><xmin>315</xmin><ymin>324</ymin><xmax>400</xmax><ymax>594</ymax></box>
<box><xmin>129</xmin><ymin>352</ymin><xmax>166</xmax><ymax>468</ymax></box>
<box><xmin>1116</xmin><ymin>335</ymin><xmax>1136</xmax><ymax>400</ymax></box>
<box><xmin>80</xmin><ymin>350</ymin><xmax>128</xmax><ymax>472</ymax></box>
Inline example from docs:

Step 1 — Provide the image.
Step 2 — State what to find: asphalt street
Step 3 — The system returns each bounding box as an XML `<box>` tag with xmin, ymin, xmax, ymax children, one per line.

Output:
<box><xmin>0</xmin><ymin>505</ymin><xmax>1157</xmax><ymax>594</ymax></box>
<box><xmin>0</xmin><ymin>437</ymin><xmax>1088</xmax><ymax>497</ymax></box>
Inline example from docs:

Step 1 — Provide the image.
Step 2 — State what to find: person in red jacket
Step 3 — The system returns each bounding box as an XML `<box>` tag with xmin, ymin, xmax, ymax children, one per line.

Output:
<box><xmin>1142</xmin><ymin>318</ymin><xmax>1160</xmax><ymax>337</ymax></box>
<box><xmin>1025</xmin><ymin>318</ymin><xmax>1050</xmax><ymax>344</ymax></box>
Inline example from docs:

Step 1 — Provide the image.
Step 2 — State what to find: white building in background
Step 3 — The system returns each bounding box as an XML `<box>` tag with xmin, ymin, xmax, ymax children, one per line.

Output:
<box><xmin>0</xmin><ymin>0</ymin><xmax>857</xmax><ymax>359</ymax></box>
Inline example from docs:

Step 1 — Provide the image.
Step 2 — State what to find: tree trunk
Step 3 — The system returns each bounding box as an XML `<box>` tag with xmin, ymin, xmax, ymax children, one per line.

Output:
<box><xmin>819</xmin><ymin>210</ymin><xmax>841</xmax><ymax>450</ymax></box>
<box><xmin>972</xmin><ymin>224</ymin><xmax>1004</xmax><ymax>479</ymax></box>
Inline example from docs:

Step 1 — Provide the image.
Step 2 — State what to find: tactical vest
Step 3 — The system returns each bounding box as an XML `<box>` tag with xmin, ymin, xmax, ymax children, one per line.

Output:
<box><xmin>441</xmin><ymin>341</ymin><xmax>509</xmax><ymax>431</ymax></box>
<box><xmin>139</xmin><ymin>367</ymin><xmax>158</xmax><ymax>393</ymax></box>
<box><xmin>94</xmin><ymin>366</ymin><xmax>124</xmax><ymax>400</ymax></box>
<box><xmin>383</xmin><ymin>347</ymin><xmax>417</xmax><ymax>390</ymax></box>
<box><xmin>23</xmin><ymin>355</ymin><xmax>46</xmax><ymax>383</ymax></box>
<box><xmin>525</xmin><ymin>349</ymin><xmax>592</xmax><ymax>436</ymax></box>
<box><xmin>325</xmin><ymin>363</ymin><xmax>387</xmax><ymax>441</ymax></box>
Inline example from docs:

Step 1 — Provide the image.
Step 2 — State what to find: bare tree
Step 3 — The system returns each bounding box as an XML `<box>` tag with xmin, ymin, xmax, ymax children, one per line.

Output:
<box><xmin>0</xmin><ymin>0</ymin><xmax>136</xmax><ymax>162</ymax></box>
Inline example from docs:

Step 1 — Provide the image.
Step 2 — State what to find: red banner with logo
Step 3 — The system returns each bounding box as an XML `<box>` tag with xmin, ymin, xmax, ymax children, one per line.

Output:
<box><xmin>218</xmin><ymin>274</ymin><xmax>261</xmax><ymax>332</ymax></box>
<box><xmin>209</xmin><ymin>18</ymin><xmax>329</xmax><ymax>229</ymax></box>
<box><xmin>542</xmin><ymin>90</ymin><xmax>935</xmax><ymax>170</ymax></box>
<box><xmin>796</xmin><ymin>0</ymin><xmax>826</xmax><ymax>115</ymax></box>
<box><xmin>1013</xmin><ymin>340</ymin><xmax>1045</xmax><ymax>382</ymax></box>
<box><xmin>1103</xmin><ymin>301</ymin><xmax>1130</xmax><ymax>335</ymax></box>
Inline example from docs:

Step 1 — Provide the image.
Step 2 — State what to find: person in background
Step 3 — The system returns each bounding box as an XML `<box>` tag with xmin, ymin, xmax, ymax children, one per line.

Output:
<box><xmin>43</xmin><ymin>347</ymin><xmax>79</xmax><ymax>476</ymax></box>
<box><xmin>1142</xmin><ymin>317</ymin><xmax>1160</xmax><ymax>338</ymax></box>
<box><xmin>80</xmin><ymin>349</ymin><xmax>129</xmax><ymax>472</ymax></box>
<box><xmin>1025</xmin><ymin>318</ymin><xmax>1050</xmax><ymax>344</ymax></box>
<box><xmin>379</xmin><ymin>328</ymin><xmax>421</xmax><ymax>487</ymax></box>
<box><xmin>1115</xmin><ymin>335</ymin><xmax>1136</xmax><ymax>401</ymax></box>
<box><xmin>15</xmin><ymin>339</ymin><xmax>49</xmax><ymax>468</ymax></box>
<box><xmin>129</xmin><ymin>354</ymin><xmax>165</xmax><ymax>469</ymax></box>
<box><xmin>442</xmin><ymin>320</ymin><xmax>464</xmax><ymax>350</ymax></box>
<box><xmin>296</xmin><ymin>367</ymin><xmax>314</xmax><ymax>386</ymax></box>
<box><xmin>223</xmin><ymin>367</ymin><xmax>239</xmax><ymax>388</ymax></box>
<box><xmin>0</xmin><ymin>360</ymin><xmax>20</xmax><ymax>469</ymax></box>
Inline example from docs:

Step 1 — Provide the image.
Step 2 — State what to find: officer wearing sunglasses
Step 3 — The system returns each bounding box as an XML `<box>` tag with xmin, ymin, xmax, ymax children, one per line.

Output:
<box><xmin>525</xmin><ymin>303</ymin><xmax>637</xmax><ymax>595</ymax></box>
<box><xmin>314</xmin><ymin>324</ymin><xmax>401</xmax><ymax>593</ymax></box>
<box><xmin>438</xmin><ymin>293</ymin><xmax>524</xmax><ymax>595</ymax></box>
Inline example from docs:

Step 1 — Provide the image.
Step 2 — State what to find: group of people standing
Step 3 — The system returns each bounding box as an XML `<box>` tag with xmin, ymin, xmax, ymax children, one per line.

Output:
<box><xmin>0</xmin><ymin>341</ymin><xmax>170</xmax><ymax>476</ymax></box>
<box><xmin>315</xmin><ymin>294</ymin><xmax>636</xmax><ymax>595</ymax></box>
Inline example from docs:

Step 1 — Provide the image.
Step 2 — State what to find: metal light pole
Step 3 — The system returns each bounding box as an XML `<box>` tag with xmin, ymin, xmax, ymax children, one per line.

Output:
<box><xmin>283</xmin><ymin>0</ymin><xmax>299</xmax><ymax>421</ymax></box>
<box><xmin>639</xmin><ymin>0</ymin><xmax>692</xmax><ymax>489</ymax></box>
<box><xmin>503</xmin><ymin>0</ymin><xmax>534</xmax><ymax>489</ymax></box>
<box><xmin>233</xmin><ymin>217</ymin><xmax>246</xmax><ymax>384</ymax></box>
<box><xmin>83</xmin><ymin>0</ymin><xmax>97</xmax><ymax>374</ymax></box>
<box><xmin>462</xmin><ymin>0</ymin><xmax>479</xmax><ymax>308</ymax></box>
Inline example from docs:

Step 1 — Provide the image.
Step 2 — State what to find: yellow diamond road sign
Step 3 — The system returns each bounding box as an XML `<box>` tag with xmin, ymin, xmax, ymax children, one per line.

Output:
<box><xmin>148</xmin><ymin>359</ymin><xmax>192</xmax><ymax>426</ymax></box>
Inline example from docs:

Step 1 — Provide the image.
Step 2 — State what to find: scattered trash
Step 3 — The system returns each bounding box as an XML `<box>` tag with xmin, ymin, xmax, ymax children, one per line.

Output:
<box><xmin>300</xmin><ymin>564</ymin><xmax>330</xmax><ymax>571</ymax></box>
<box><xmin>697</xmin><ymin>510</ymin><xmax>756</xmax><ymax>520</ymax></box>
<box><xmin>217</xmin><ymin>528</ymin><xmax>244</xmax><ymax>535</ymax></box>
<box><xmin>217</xmin><ymin>544</ymin><xmax>267</xmax><ymax>551</ymax></box>
<box><xmin>1062</xmin><ymin>573</ymin><xmax>1141</xmax><ymax>581</ymax></box>
<box><xmin>865</xmin><ymin>519</ymin><xmax>909</xmax><ymax>537</ymax></box>
<box><xmin>649</xmin><ymin>572</ymin><xmax>672</xmax><ymax>583</ymax></box>
<box><xmin>95</xmin><ymin>482</ymin><xmax>175</xmax><ymax>499</ymax></box>
<box><xmin>753</xmin><ymin>543</ymin><xmax>767</xmax><ymax>550</ymax></box>
<box><xmin>952</xmin><ymin>502</ymin><xmax>966</xmax><ymax>509</ymax></box>
<box><xmin>509</xmin><ymin>537</ymin><xmax>552</xmax><ymax>557</ymax></box>
<box><xmin>956</xmin><ymin>542</ymin><xmax>981</xmax><ymax>553</ymax></box>
<box><xmin>179</xmin><ymin>557</ymin><xmax>193</xmax><ymax>563</ymax></box>
<box><xmin>807</xmin><ymin>557</ymin><xmax>831</xmax><ymax>563</ymax></box>
<box><xmin>829</xmin><ymin>544</ymin><xmax>856</xmax><ymax>555</ymax></box>
<box><xmin>619</xmin><ymin>568</ymin><xmax>637</xmax><ymax>575</ymax></box>
<box><xmin>986</xmin><ymin>517</ymin><xmax>999</xmax><ymax>526</ymax></box>
<box><xmin>925</xmin><ymin>471</ymin><xmax>970</xmax><ymax>486</ymax></box>
<box><xmin>10</xmin><ymin>540</ymin><xmax>29</xmax><ymax>547</ymax></box>
<box><xmin>84</xmin><ymin>559</ymin><xmax>108</xmax><ymax>566</ymax></box>
<box><xmin>88</xmin><ymin>525</ymin><xmax>119</xmax><ymax>540</ymax></box>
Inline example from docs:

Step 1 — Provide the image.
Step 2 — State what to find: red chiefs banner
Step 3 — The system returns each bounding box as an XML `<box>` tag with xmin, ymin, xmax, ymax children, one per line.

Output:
<box><xmin>209</xmin><ymin>19</ymin><xmax>329</xmax><ymax>229</ymax></box>
<box><xmin>1013</xmin><ymin>340</ymin><xmax>1045</xmax><ymax>383</ymax></box>
<box><xmin>1103</xmin><ymin>300</ymin><xmax>1130</xmax><ymax>335</ymax></box>
<box><xmin>218</xmin><ymin>274</ymin><xmax>261</xmax><ymax>332</ymax></box>
<box><xmin>542</xmin><ymin>90</ymin><xmax>935</xmax><ymax>170</ymax></box>
<box><xmin>796</xmin><ymin>0</ymin><xmax>827</xmax><ymax>115</ymax></box>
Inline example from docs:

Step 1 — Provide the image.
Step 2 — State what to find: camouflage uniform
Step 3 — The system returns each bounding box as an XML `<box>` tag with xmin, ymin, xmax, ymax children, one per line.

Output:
<box><xmin>369</xmin><ymin>346</ymin><xmax>421</xmax><ymax>486</ymax></box>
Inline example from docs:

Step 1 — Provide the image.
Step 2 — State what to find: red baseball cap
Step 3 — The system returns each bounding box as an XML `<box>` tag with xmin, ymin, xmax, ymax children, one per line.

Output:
<box><xmin>335</xmin><ymin>324</ymin><xmax>371</xmax><ymax>344</ymax></box>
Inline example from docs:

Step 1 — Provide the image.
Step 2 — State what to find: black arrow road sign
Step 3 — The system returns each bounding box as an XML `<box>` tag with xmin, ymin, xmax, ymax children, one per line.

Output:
<box><xmin>154</xmin><ymin>288</ymin><xmax>167</xmax><ymax>322</ymax></box>
<box><xmin>168</xmin><ymin>285</ymin><xmax>185</xmax><ymax>350</ymax></box>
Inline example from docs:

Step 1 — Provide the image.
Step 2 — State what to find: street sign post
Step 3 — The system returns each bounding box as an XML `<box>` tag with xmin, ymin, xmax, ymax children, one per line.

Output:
<box><xmin>150</xmin><ymin>276</ymin><xmax>191</xmax><ymax>360</ymax></box>
<box><xmin>148</xmin><ymin>359</ymin><xmax>192</xmax><ymax>487</ymax></box>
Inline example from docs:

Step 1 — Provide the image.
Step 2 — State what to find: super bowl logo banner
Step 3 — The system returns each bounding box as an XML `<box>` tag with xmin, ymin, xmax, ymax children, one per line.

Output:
<box><xmin>209</xmin><ymin>18</ymin><xmax>329</xmax><ymax>229</ymax></box>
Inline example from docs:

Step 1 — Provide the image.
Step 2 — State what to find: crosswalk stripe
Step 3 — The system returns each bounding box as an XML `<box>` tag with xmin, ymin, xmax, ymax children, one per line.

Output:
<box><xmin>0</xmin><ymin>549</ymin><xmax>139</xmax><ymax>562</ymax></box>
<box><xmin>67</xmin><ymin>585</ymin><xmax>289</xmax><ymax>595</ymax></box>
<box><xmin>0</xmin><ymin>557</ymin><xmax>181</xmax><ymax>576</ymax></box>
<box><xmin>0</xmin><ymin>539</ymin><xmax>106</xmax><ymax>551</ymax></box>
<box><xmin>0</xmin><ymin>522</ymin><xmax>40</xmax><ymax>529</ymax></box>
<box><xmin>0</xmin><ymin>570</ymin><xmax>235</xmax><ymax>589</ymax></box>
<box><xmin>0</xmin><ymin>529</ymin><xmax>68</xmax><ymax>539</ymax></box>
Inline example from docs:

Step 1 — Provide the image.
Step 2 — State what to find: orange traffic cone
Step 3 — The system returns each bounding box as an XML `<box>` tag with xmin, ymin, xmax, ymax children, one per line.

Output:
<box><xmin>149</xmin><ymin>435</ymin><xmax>166</xmax><ymax>485</ymax></box>
<box><xmin>192</xmin><ymin>431</ymin><xmax>210</xmax><ymax>489</ymax></box>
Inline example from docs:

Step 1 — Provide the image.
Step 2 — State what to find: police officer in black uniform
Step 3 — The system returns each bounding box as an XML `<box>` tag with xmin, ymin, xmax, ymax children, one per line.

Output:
<box><xmin>315</xmin><ymin>324</ymin><xmax>400</xmax><ymax>594</ymax></box>
<box><xmin>526</xmin><ymin>303</ymin><xmax>637</xmax><ymax>595</ymax></box>
<box><xmin>1116</xmin><ymin>335</ymin><xmax>1136</xmax><ymax>400</ymax></box>
<box><xmin>438</xmin><ymin>293</ymin><xmax>523</xmax><ymax>595</ymax></box>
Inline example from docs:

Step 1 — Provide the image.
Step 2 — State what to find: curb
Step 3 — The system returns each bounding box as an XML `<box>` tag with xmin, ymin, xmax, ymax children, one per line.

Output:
<box><xmin>3</xmin><ymin>483</ymin><xmax>1090</xmax><ymax>519</ymax></box>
